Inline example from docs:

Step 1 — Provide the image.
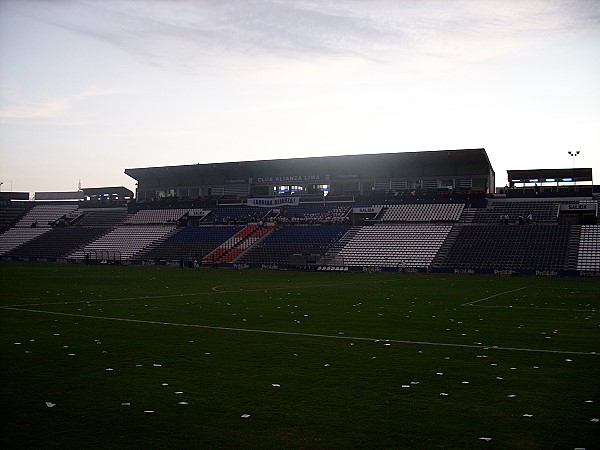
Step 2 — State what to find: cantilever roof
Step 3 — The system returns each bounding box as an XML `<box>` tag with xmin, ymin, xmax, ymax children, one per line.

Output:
<box><xmin>126</xmin><ymin>149</ymin><xmax>493</xmax><ymax>188</ymax></box>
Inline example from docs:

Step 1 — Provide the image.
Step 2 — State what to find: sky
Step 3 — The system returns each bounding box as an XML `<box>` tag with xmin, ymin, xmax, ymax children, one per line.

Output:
<box><xmin>1</xmin><ymin>0</ymin><xmax>599</xmax><ymax>197</ymax></box>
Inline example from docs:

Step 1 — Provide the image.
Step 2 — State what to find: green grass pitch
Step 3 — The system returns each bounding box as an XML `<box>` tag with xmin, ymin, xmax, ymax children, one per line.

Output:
<box><xmin>1</xmin><ymin>262</ymin><xmax>598</xmax><ymax>449</ymax></box>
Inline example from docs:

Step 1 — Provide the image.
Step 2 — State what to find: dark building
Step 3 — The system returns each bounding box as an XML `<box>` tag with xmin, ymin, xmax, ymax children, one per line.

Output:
<box><xmin>125</xmin><ymin>148</ymin><xmax>495</xmax><ymax>201</ymax></box>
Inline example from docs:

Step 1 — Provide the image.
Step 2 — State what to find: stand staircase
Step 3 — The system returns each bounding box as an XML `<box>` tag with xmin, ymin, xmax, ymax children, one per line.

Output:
<box><xmin>564</xmin><ymin>225</ymin><xmax>581</xmax><ymax>270</ymax></box>
<box><xmin>203</xmin><ymin>223</ymin><xmax>274</xmax><ymax>264</ymax></box>
<box><xmin>431</xmin><ymin>224</ymin><xmax>463</xmax><ymax>268</ymax></box>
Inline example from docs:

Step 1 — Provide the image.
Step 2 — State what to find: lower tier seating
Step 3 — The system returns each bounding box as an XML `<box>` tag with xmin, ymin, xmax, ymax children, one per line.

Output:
<box><xmin>69</xmin><ymin>226</ymin><xmax>176</xmax><ymax>260</ymax></box>
<box><xmin>0</xmin><ymin>228</ymin><xmax>49</xmax><ymax>256</ymax></box>
<box><xmin>337</xmin><ymin>224</ymin><xmax>452</xmax><ymax>268</ymax></box>
<box><xmin>5</xmin><ymin>228</ymin><xmax>110</xmax><ymax>259</ymax></box>
<box><xmin>138</xmin><ymin>226</ymin><xmax>238</xmax><ymax>260</ymax></box>
<box><xmin>440</xmin><ymin>224</ymin><xmax>570</xmax><ymax>270</ymax></box>
<box><xmin>238</xmin><ymin>224</ymin><xmax>350</xmax><ymax>265</ymax></box>
<box><xmin>577</xmin><ymin>225</ymin><xmax>600</xmax><ymax>271</ymax></box>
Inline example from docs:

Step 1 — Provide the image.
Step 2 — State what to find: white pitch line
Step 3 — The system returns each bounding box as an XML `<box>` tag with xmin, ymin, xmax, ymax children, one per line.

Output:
<box><xmin>2</xmin><ymin>306</ymin><xmax>597</xmax><ymax>356</ymax></box>
<box><xmin>462</xmin><ymin>286</ymin><xmax>527</xmax><ymax>307</ymax></box>
<box><xmin>3</xmin><ymin>292</ymin><xmax>217</xmax><ymax>308</ymax></box>
<box><xmin>3</xmin><ymin>279</ymin><xmax>379</xmax><ymax>308</ymax></box>
<box><xmin>469</xmin><ymin>305</ymin><xmax>596</xmax><ymax>312</ymax></box>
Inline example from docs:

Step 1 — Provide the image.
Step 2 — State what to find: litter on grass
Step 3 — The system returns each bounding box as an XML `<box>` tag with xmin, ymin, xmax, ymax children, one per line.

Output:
<box><xmin>241</xmin><ymin>414</ymin><xmax>250</xmax><ymax>419</ymax></box>
<box><xmin>45</xmin><ymin>402</ymin><xmax>55</xmax><ymax>408</ymax></box>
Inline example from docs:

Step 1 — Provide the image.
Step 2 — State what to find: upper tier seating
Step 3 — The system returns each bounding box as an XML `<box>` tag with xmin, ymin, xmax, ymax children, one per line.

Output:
<box><xmin>577</xmin><ymin>225</ymin><xmax>600</xmax><ymax>271</ymax></box>
<box><xmin>337</xmin><ymin>224</ymin><xmax>452</xmax><ymax>268</ymax></box>
<box><xmin>15</xmin><ymin>204</ymin><xmax>79</xmax><ymax>228</ymax></box>
<box><xmin>69</xmin><ymin>225</ymin><xmax>176</xmax><ymax>260</ymax></box>
<box><xmin>473</xmin><ymin>199</ymin><xmax>582</xmax><ymax>224</ymax></box>
<box><xmin>138</xmin><ymin>226</ymin><xmax>238</xmax><ymax>261</ymax></box>
<box><xmin>204</xmin><ymin>206</ymin><xmax>266</xmax><ymax>223</ymax></box>
<box><xmin>377</xmin><ymin>203</ymin><xmax>464</xmax><ymax>222</ymax></box>
<box><xmin>440</xmin><ymin>224</ymin><xmax>570</xmax><ymax>271</ymax></box>
<box><xmin>76</xmin><ymin>208</ymin><xmax>128</xmax><ymax>227</ymax></box>
<box><xmin>126</xmin><ymin>209</ymin><xmax>202</xmax><ymax>224</ymax></box>
<box><xmin>238</xmin><ymin>224</ymin><xmax>351</xmax><ymax>265</ymax></box>
<box><xmin>277</xmin><ymin>205</ymin><xmax>350</xmax><ymax>223</ymax></box>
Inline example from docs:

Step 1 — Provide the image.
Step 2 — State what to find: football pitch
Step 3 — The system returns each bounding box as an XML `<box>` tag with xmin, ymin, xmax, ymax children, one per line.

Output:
<box><xmin>1</xmin><ymin>262</ymin><xmax>598</xmax><ymax>449</ymax></box>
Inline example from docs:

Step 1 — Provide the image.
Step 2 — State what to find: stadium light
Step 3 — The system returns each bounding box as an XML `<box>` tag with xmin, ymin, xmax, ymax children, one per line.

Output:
<box><xmin>567</xmin><ymin>150</ymin><xmax>580</xmax><ymax>168</ymax></box>
<box><xmin>0</xmin><ymin>180</ymin><xmax>12</xmax><ymax>191</ymax></box>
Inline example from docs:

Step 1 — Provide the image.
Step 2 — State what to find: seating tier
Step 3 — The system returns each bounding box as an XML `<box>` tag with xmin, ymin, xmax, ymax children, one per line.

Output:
<box><xmin>69</xmin><ymin>226</ymin><xmax>176</xmax><ymax>260</ymax></box>
<box><xmin>337</xmin><ymin>224</ymin><xmax>452</xmax><ymax>268</ymax></box>
<box><xmin>577</xmin><ymin>225</ymin><xmax>600</xmax><ymax>271</ymax></box>
<box><xmin>440</xmin><ymin>225</ymin><xmax>570</xmax><ymax>270</ymax></box>
<box><xmin>238</xmin><ymin>224</ymin><xmax>350</xmax><ymax>265</ymax></box>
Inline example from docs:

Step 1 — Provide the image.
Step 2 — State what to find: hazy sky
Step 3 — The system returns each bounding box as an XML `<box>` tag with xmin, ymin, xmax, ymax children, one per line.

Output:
<box><xmin>1</xmin><ymin>0</ymin><xmax>599</xmax><ymax>196</ymax></box>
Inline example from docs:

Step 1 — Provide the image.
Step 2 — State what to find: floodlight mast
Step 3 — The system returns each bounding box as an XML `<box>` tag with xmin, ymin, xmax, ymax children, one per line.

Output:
<box><xmin>0</xmin><ymin>180</ymin><xmax>13</xmax><ymax>192</ymax></box>
<box><xmin>567</xmin><ymin>150</ymin><xmax>580</xmax><ymax>168</ymax></box>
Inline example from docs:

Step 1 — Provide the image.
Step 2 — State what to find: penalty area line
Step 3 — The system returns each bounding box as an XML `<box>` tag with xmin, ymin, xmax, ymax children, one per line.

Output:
<box><xmin>462</xmin><ymin>286</ymin><xmax>527</xmax><ymax>307</ymax></box>
<box><xmin>2</xmin><ymin>306</ymin><xmax>597</xmax><ymax>356</ymax></box>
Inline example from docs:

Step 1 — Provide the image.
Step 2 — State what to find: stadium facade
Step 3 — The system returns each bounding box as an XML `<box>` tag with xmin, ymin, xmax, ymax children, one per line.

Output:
<box><xmin>2</xmin><ymin>147</ymin><xmax>598</xmax><ymax>275</ymax></box>
<box><xmin>125</xmin><ymin>148</ymin><xmax>495</xmax><ymax>201</ymax></box>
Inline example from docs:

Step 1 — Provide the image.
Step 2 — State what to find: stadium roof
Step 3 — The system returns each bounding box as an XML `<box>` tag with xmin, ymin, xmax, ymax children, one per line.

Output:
<box><xmin>125</xmin><ymin>149</ymin><xmax>493</xmax><ymax>188</ymax></box>
<box><xmin>82</xmin><ymin>186</ymin><xmax>134</xmax><ymax>198</ymax></box>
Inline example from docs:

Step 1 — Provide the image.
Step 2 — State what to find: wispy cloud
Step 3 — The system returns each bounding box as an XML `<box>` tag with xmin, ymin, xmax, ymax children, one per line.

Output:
<box><xmin>0</xmin><ymin>87</ymin><xmax>134</xmax><ymax>121</ymax></box>
<box><xmin>78</xmin><ymin>87</ymin><xmax>134</xmax><ymax>98</ymax></box>
<box><xmin>5</xmin><ymin>0</ymin><xmax>599</xmax><ymax>75</ymax></box>
<box><xmin>0</xmin><ymin>99</ymin><xmax>70</xmax><ymax>119</ymax></box>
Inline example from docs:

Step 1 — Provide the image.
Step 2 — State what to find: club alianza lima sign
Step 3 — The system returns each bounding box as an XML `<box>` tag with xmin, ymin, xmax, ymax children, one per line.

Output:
<box><xmin>247</xmin><ymin>197</ymin><xmax>300</xmax><ymax>207</ymax></box>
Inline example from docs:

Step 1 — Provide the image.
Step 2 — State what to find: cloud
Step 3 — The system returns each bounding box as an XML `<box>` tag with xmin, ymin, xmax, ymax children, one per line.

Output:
<box><xmin>78</xmin><ymin>87</ymin><xmax>134</xmax><ymax>98</ymax></box>
<box><xmin>0</xmin><ymin>99</ymin><xmax>70</xmax><ymax>119</ymax></box>
<box><xmin>0</xmin><ymin>87</ymin><xmax>133</xmax><ymax>121</ymax></box>
<box><xmin>4</xmin><ymin>0</ymin><xmax>600</xmax><ymax>75</ymax></box>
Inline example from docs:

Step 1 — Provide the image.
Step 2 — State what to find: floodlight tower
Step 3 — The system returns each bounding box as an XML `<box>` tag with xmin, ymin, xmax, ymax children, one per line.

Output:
<box><xmin>0</xmin><ymin>181</ymin><xmax>12</xmax><ymax>191</ymax></box>
<box><xmin>568</xmin><ymin>150</ymin><xmax>580</xmax><ymax>168</ymax></box>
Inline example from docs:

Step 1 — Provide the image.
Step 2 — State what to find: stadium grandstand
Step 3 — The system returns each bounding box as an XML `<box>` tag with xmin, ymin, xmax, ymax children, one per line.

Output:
<box><xmin>0</xmin><ymin>149</ymin><xmax>598</xmax><ymax>274</ymax></box>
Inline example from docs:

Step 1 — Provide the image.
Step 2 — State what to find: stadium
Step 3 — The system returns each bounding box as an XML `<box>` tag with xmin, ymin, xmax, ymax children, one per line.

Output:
<box><xmin>1</xmin><ymin>148</ymin><xmax>599</xmax><ymax>448</ymax></box>
<box><xmin>0</xmin><ymin>148</ymin><xmax>598</xmax><ymax>274</ymax></box>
